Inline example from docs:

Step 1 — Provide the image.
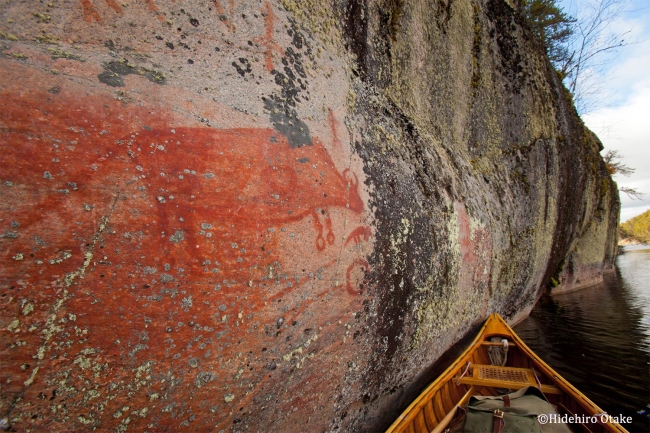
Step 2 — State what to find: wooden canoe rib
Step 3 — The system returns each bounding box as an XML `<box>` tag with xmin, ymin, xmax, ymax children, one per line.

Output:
<box><xmin>386</xmin><ymin>314</ymin><xmax>628</xmax><ymax>433</ymax></box>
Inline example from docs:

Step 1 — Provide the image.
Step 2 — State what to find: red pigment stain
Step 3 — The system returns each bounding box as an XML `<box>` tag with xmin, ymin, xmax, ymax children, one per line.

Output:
<box><xmin>80</xmin><ymin>0</ymin><xmax>158</xmax><ymax>22</ymax></box>
<box><xmin>328</xmin><ymin>108</ymin><xmax>343</xmax><ymax>150</ymax></box>
<box><xmin>346</xmin><ymin>258</ymin><xmax>370</xmax><ymax>295</ymax></box>
<box><xmin>0</xmin><ymin>89</ymin><xmax>366</xmax><ymax>431</ymax></box>
<box><xmin>455</xmin><ymin>202</ymin><xmax>492</xmax><ymax>308</ymax></box>
<box><xmin>254</xmin><ymin>1</ymin><xmax>284</xmax><ymax>72</ymax></box>
<box><xmin>105</xmin><ymin>0</ymin><xmax>123</xmax><ymax>14</ymax></box>
<box><xmin>345</xmin><ymin>226</ymin><xmax>372</xmax><ymax>246</ymax></box>
<box><xmin>81</xmin><ymin>0</ymin><xmax>102</xmax><ymax>22</ymax></box>
<box><xmin>213</xmin><ymin>0</ymin><xmax>234</xmax><ymax>32</ymax></box>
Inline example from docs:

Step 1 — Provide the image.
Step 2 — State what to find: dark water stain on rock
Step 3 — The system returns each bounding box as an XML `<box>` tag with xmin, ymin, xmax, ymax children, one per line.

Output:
<box><xmin>228</xmin><ymin>18</ymin><xmax>314</xmax><ymax>148</ymax></box>
<box><xmin>343</xmin><ymin>0</ymin><xmax>368</xmax><ymax>80</ymax></box>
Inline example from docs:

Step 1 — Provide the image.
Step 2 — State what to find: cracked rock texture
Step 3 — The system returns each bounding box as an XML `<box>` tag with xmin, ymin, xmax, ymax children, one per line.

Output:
<box><xmin>0</xmin><ymin>0</ymin><xmax>618</xmax><ymax>431</ymax></box>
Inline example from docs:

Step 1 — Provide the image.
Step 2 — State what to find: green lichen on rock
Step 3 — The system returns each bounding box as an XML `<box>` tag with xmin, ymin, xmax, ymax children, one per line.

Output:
<box><xmin>48</xmin><ymin>48</ymin><xmax>84</xmax><ymax>61</ymax></box>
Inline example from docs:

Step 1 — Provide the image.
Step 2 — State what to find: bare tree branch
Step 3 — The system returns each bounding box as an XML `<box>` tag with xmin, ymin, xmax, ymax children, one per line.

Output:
<box><xmin>558</xmin><ymin>0</ymin><xmax>641</xmax><ymax>113</ymax></box>
<box><xmin>603</xmin><ymin>149</ymin><xmax>635</xmax><ymax>176</ymax></box>
<box><xmin>602</xmin><ymin>150</ymin><xmax>644</xmax><ymax>199</ymax></box>
<box><xmin>619</xmin><ymin>186</ymin><xmax>645</xmax><ymax>200</ymax></box>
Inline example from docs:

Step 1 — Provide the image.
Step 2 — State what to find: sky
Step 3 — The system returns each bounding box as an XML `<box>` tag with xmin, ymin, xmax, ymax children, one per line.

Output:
<box><xmin>558</xmin><ymin>0</ymin><xmax>650</xmax><ymax>223</ymax></box>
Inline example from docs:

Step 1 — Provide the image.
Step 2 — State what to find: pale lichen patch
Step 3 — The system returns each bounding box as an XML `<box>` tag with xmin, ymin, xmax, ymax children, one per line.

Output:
<box><xmin>7</xmin><ymin>318</ymin><xmax>20</xmax><ymax>332</ymax></box>
<box><xmin>23</xmin><ymin>367</ymin><xmax>39</xmax><ymax>386</ymax></box>
<box><xmin>22</xmin><ymin>301</ymin><xmax>34</xmax><ymax>316</ymax></box>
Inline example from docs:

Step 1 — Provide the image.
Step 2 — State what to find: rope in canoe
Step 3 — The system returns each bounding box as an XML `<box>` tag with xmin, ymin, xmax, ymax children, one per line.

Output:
<box><xmin>456</xmin><ymin>362</ymin><xmax>472</xmax><ymax>386</ymax></box>
<box><xmin>488</xmin><ymin>338</ymin><xmax>509</xmax><ymax>366</ymax></box>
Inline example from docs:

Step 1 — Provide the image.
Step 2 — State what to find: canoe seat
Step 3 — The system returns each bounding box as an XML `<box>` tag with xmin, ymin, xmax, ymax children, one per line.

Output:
<box><xmin>455</xmin><ymin>364</ymin><xmax>562</xmax><ymax>394</ymax></box>
<box><xmin>477</xmin><ymin>365</ymin><xmax>529</xmax><ymax>383</ymax></box>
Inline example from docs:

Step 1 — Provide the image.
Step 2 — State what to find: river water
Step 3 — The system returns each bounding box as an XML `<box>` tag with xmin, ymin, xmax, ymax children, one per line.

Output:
<box><xmin>514</xmin><ymin>245</ymin><xmax>650</xmax><ymax>432</ymax></box>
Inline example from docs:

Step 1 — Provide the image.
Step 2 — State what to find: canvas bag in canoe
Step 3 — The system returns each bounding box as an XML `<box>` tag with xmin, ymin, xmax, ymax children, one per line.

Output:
<box><xmin>447</xmin><ymin>386</ymin><xmax>571</xmax><ymax>433</ymax></box>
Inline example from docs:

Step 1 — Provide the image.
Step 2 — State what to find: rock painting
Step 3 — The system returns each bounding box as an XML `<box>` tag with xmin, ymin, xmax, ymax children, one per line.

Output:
<box><xmin>213</xmin><ymin>0</ymin><xmax>236</xmax><ymax>32</ymax></box>
<box><xmin>345</xmin><ymin>226</ymin><xmax>372</xmax><ymax>247</ymax></box>
<box><xmin>254</xmin><ymin>1</ymin><xmax>284</xmax><ymax>72</ymax></box>
<box><xmin>81</xmin><ymin>0</ymin><xmax>162</xmax><ymax>22</ymax></box>
<box><xmin>0</xmin><ymin>0</ymin><xmax>375</xmax><ymax>430</ymax></box>
<box><xmin>455</xmin><ymin>202</ymin><xmax>492</xmax><ymax>314</ymax></box>
<box><xmin>0</xmin><ymin>81</ymin><xmax>368</xmax><ymax>430</ymax></box>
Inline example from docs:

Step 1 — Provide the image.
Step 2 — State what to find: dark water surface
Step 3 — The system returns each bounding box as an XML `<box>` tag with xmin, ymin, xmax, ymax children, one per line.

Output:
<box><xmin>514</xmin><ymin>245</ymin><xmax>650</xmax><ymax>432</ymax></box>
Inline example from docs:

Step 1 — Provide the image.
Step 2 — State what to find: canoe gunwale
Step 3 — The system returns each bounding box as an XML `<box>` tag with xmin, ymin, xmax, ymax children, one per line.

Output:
<box><xmin>385</xmin><ymin>314</ymin><xmax>627</xmax><ymax>433</ymax></box>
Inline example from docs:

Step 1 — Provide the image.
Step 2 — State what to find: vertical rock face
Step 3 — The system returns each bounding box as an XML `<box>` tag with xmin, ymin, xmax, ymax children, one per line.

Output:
<box><xmin>0</xmin><ymin>0</ymin><xmax>617</xmax><ymax>431</ymax></box>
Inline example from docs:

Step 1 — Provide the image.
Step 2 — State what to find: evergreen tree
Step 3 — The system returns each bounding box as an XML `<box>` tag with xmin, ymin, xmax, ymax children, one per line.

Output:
<box><xmin>523</xmin><ymin>0</ymin><xmax>633</xmax><ymax>114</ymax></box>
<box><xmin>522</xmin><ymin>0</ymin><xmax>575</xmax><ymax>71</ymax></box>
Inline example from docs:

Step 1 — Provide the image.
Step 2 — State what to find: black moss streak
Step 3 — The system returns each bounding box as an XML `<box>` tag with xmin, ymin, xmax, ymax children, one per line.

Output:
<box><xmin>262</xmin><ymin>22</ymin><xmax>315</xmax><ymax>147</ymax></box>
<box><xmin>263</xmin><ymin>96</ymin><xmax>311</xmax><ymax>148</ymax></box>
<box><xmin>485</xmin><ymin>0</ymin><xmax>525</xmax><ymax>92</ymax></box>
<box><xmin>349</xmin><ymin>89</ymin><xmax>450</xmax><ymax>407</ymax></box>
<box><xmin>343</xmin><ymin>0</ymin><xmax>369</xmax><ymax>80</ymax></box>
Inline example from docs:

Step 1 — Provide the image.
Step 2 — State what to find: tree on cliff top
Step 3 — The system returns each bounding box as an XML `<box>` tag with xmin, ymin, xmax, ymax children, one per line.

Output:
<box><xmin>523</xmin><ymin>0</ymin><xmax>635</xmax><ymax>114</ymax></box>
<box><xmin>523</xmin><ymin>0</ymin><xmax>575</xmax><ymax>67</ymax></box>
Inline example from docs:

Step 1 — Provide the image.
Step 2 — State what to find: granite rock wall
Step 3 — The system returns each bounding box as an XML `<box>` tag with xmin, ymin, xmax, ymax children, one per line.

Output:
<box><xmin>0</xmin><ymin>0</ymin><xmax>617</xmax><ymax>431</ymax></box>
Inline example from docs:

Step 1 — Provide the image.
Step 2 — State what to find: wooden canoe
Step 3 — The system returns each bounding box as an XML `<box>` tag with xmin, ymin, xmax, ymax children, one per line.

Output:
<box><xmin>386</xmin><ymin>313</ymin><xmax>627</xmax><ymax>433</ymax></box>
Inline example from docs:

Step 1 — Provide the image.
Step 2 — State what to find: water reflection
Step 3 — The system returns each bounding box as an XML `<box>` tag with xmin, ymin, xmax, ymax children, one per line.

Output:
<box><xmin>514</xmin><ymin>246</ymin><xmax>650</xmax><ymax>432</ymax></box>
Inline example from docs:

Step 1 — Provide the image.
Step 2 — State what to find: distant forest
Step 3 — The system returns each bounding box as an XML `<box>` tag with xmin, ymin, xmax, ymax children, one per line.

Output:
<box><xmin>620</xmin><ymin>211</ymin><xmax>650</xmax><ymax>244</ymax></box>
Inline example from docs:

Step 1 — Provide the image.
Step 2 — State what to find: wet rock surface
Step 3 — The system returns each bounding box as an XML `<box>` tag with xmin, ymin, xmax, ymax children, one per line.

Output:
<box><xmin>0</xmin><ymin>0</ymin><xmax>617</xmax><ymax>431</ymax></box>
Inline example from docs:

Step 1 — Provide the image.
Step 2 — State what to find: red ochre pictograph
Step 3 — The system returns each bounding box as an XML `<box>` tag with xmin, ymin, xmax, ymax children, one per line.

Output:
<box><xmin>346</xmin><ymin>258</ymin><xmax>370</xmax><ymax>295</ymax></box>
<box><xmin>81</xmin><ymin>0</ymin><xmax>162</xmax><ymax>22</ymax></box>
<box><xmin>0</xmin><ymin>90</ymin><xmax>363</xmax><ymax>281</ymax></box>
<box><xmin>213</xmin><ymin>0</ymin><xmax>236</xmax><ymax>32</ymax></box>
<box><xmin>345</xmin><ymin>225</ymin><xmax>372</xmax><ymax>246</ymax></box>
<box><xmin>455</xmin><ymin>202</ymin><xmax>492</xmax><ymax>315</ymax></box>
<box><xmin>328</xmin><ymin>109</ymin><xmax>343</xmax><ymax>150</ymax></box>
<box><xmin>254</xmin><ymin>0</ymin><xmax>285</xmax><ymax>72</ymax></box>
<box><xmin>0</xmin><ymin>80</ymin><xmax>370</xmax><ymax>430</ymax></box>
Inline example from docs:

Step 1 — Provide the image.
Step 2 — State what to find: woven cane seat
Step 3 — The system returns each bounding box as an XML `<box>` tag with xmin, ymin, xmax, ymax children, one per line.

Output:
<box><xmin>455</xmin><ymin>364</ymin><xmax>561</xmax><ymax>394</ymax></box>
<box><xmin>476</xmin><ymin>365</ymin><xmax>529</xmax><ymax>384</ymax></box>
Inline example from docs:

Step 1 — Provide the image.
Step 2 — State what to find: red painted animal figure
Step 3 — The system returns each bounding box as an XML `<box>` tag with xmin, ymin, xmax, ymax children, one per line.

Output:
<box><xmin>0</xmin><ymin>90</ymin><xmax>363</xmax><ymax>274</ymax></box>
<box><xmin>0</xmin><ymin>88</ymin><xmax>367</xmax><ymax>433</ymax></box>
<box><xmin>115</xmin><ymin>127</ymin><xmax>363</xmax><ymax>250</ymax></box>
<box><xmin>345</xmin><ymin>226</ymin><xmax>372</xmax><ymax>246</ymax></box>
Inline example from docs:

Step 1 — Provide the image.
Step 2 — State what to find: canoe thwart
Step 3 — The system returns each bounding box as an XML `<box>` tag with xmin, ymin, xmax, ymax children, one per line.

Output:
<box><xmin>480</xmin><ymin>341</ymin><xmax>517</xmax><ymax>347</ymax></box>
<box><xmin>454</xmin><ymin>364</ymin><xmax>562</xmax><ymax>394</ymax></box>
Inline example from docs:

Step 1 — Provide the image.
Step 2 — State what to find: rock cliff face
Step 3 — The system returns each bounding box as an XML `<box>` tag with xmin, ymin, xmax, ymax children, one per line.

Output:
<box><xmin>0</xmin><ymin>0</ymin><xmax>618</xmax><ymax>431</ymax></box>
